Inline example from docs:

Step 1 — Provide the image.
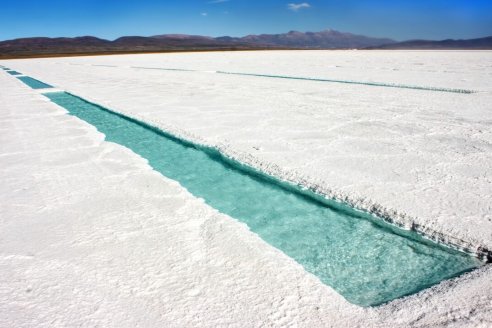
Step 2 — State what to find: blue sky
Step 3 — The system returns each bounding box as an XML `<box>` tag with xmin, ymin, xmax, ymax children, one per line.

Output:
<box><xmin>1</xmin><ymin>0</ymin><xmax>491</xmax><ymax>41</ymax></box>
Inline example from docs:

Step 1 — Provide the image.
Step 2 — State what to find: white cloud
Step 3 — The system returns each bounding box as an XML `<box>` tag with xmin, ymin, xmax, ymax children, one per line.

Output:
<box><xmin>208</xmin><ymin>0</ymin><xmax>229</xmax><ymax>3</ymax></box>
<box><xmin>201</xmin><ymin>12</ymin><xmax>208</xmax><ymax>16</ymax></box>
<box><xmin>287</xmin><ymin>3</ymin><xmax>311</xmax><ymax>12</ymax></box>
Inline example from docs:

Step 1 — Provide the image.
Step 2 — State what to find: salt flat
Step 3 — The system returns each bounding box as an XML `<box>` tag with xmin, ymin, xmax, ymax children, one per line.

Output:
<box><xmin>4</xmin><ymin>50</ymin><xmax>492</xmax><ymax>255</ymax></box>
<box><xmin>1</xmin><ymin>51</ymin><xmax>492</xmax><ymax>326</ymax></box>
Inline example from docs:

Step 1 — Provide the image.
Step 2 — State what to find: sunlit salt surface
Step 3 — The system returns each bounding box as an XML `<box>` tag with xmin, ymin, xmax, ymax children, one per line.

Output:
<box><xmin>130</xmin><ymin>66</ymin><xmax>475</xmax><ymax>94</ymax></box>
<box><xmin>43</xmin><ymin>91</ymin><xmax>481</xmax><ymax>307</ymax></box>
<box><xmin>16</xmin><ymin>76</ymin><xmax>53</xmax><ymax>89</ymax></box>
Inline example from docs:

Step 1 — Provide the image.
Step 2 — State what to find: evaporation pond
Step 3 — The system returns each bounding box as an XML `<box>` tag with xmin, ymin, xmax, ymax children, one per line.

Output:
<box><xmin>17</xmin><ymin>76</ymin><xmax>53</xmax><ymax>89</ymax></box>
<box><xmin>45</xmin><ymin>91</ymin><xmax>481</xmax><ymax>307</ymax></box>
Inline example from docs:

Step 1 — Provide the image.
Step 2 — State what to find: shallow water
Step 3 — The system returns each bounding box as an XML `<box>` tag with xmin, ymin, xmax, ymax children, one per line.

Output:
<box><xmin>43</xmin><ymin>91</ymin><xmax>481</xmax><ymax>306</ymax></box>
<box><xmin>16</xmin><ymin>76</ymin><xmax>52</xmax><ymax>89</ymax></box>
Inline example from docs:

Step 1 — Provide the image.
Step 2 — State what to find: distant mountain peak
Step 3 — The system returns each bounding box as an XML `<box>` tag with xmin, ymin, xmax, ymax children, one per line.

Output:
<box><xmin>224</xmin><ymin>29</ymin><xmax>396</xmax><ymax>49</ymax></box>
<box><xmin>151</xmin><ymin>34</ymin><xmax>214</xmax><ymax>40</ymax></box>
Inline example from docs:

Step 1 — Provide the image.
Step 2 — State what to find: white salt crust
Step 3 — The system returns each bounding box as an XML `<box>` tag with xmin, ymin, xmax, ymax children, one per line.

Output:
<box><xmin>4</xmin><ymin>50</ymin><xmax>491</xmax><ymax>259</ymax></box>
<box><xmin>1</xmin><ymin>52</ymin><xmax>491</xmax><ymax>327</ymax></box>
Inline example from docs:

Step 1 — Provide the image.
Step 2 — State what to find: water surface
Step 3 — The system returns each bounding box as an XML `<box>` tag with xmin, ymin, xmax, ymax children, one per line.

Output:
<box><xmin>7</xmin><ymin>70</ymin><xmax>22</xmax><ymax>76</ymax></box>
<box><xmin>45</xmin><ymin>91</ymin><xmax>480</xmax><ymax>306</ymax></box>
<box><xmin>17</xmin><ymin>76</ymin><xmax>53</xmax><ymax>89</ymax></box>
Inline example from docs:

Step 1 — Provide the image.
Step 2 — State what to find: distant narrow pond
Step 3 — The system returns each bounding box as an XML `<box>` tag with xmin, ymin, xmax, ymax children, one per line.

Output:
<box><xmin>43</xmin><ymin>91</ymin><xmax>480</xmax><ymax>306</ymax></box>
<box><xmin>17</xmin><ymin>76</ymin><xmax>53</xmax><ymax>89</ymax></box>
<box><xmin>7</xmin><ymin>70</ymin><xmax>22</xmax><ymax>76</ymax></box>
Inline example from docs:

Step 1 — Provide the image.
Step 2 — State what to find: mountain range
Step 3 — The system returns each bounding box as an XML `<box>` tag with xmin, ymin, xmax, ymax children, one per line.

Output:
<box><xmin>214</xmin><ymin>29</ymin><xmax>395</xmax><ymax>49</ymax></box>
<box><xmin>0</xmin><ymin>29</ymin><xmax>491</xmax><ymax>59</ymax></box>
<box><xmin>369</xmin><ymin>36</ymin><xmax>492</xmax><ymax>50</ymax></box>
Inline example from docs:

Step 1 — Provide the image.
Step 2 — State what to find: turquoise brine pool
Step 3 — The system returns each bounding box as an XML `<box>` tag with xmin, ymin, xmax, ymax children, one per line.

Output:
<box><xmin>44</xmin><ymin>91</ymin><xmax>481</xmax><ymax>307</ymax></box>
<box><xmin>17</xmin><ymin>76</ymin><xmax>53</xmax><ymax>89</ymax></box>
<box><xmin>7</xmin><ymin>70</ymin><xmax>22</xmax><ymax>75</ymax></box>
